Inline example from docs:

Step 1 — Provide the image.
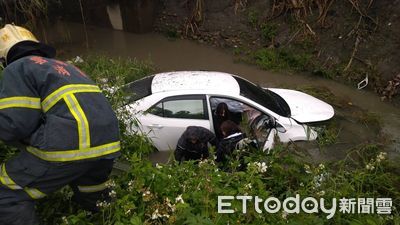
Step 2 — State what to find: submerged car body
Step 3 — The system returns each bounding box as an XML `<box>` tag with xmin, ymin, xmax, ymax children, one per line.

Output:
<box><xmin>124</xmin><ymin>71</ymin><xmax>334</xmax><ymax>151</ymax></box>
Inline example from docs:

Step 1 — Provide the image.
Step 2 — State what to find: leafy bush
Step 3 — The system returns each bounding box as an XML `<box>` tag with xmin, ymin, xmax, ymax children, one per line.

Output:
<box><xmin>260</xmin><ymin>23</ymin><xmax>277</xmax><ymax>42</ymax></box>
<box><xmin>252</xmin><ymin>48</ymin><xmax>312</xmax><ymax>72</ymax></box>
<box><xmin>247</xmin><ymin>9</ymin><xmax>260</xmax><ymax>28</ymax></box>
<box><xmin>57</xmin><ymin>143</ymin><xmax>400</xmax><ymax>225</ymax></box>
<box><xmin>75</xmin><ymin>55</ymin><xmax>154</xmax><ymax>85</ymax></box>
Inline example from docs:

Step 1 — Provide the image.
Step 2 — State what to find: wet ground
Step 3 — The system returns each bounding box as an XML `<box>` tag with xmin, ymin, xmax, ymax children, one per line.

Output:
<box><xmin>48</xmin><ymin>22</ymin><xmax>400</xmax><ymax>163</ymax></box>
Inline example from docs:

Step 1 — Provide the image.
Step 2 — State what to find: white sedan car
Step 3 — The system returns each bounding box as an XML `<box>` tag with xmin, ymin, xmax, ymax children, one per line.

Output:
<box><xmin>124</xmin><ymin>71</ymin><xmax>334</xmax><ymax>151</ymax></box>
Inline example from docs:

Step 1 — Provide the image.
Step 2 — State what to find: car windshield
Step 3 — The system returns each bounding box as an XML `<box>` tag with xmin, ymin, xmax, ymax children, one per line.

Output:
<box><xmin>122</xmin><ymin>75</ymin><xmax>154</xmax><ymax>103</ymax></box>
<box><xmin>233</xmin><ymin>76</ymin><xmax>291</xmax><ymax>117</ymax></box>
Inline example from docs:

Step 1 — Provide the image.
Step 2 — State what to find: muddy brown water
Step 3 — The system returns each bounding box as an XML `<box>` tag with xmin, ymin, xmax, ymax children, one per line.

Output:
<box><xmin>49</xmin><ymin>22</ymin><xmax>400</xmax><ymax>164</ymax></box>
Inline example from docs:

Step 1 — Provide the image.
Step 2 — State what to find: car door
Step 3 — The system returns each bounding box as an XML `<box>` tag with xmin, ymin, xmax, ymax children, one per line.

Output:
<box><xmin>208</xmin><ymin>96</ymin><xmax>276</xmax><ymax>151</ymax></box>
<box><xmin>140</xmin><ymin>95</ymin><xmax>211</xmax><ymax>151</ymax></box>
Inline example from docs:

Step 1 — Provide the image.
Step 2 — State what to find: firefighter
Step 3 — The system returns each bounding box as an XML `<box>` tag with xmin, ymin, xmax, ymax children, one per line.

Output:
<box><xmin>0</xmin><ymin>24</ymin><xmax>120</xmax><ymax>225</ymax></box>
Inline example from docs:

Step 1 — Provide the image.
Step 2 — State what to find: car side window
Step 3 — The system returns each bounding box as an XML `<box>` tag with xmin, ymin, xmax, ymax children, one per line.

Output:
<box><xmin>148</xmin><ymin>98</ymin><xmax>208</xmax><ymax>120</ymax></box>
<box><xmin>148</xmin><ymin>102</ymin><xmax>163</xmax><ymax>116</ymax></box>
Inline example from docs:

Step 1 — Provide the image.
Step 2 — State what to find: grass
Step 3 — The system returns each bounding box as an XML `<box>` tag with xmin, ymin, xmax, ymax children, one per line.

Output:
<box><xmin>251</xmin><ymin>47</ymin><xmax>312</xmax><ymax>72</ymax></box>
<box><xmin>260</xmin><ymin>23</ymin><xmax>277</xmax><ymax>42</ymax></box>
<box><xmin>247</xmin><ymin>8</ymin><xmax>260</xmax><ymax>28</ymax></box>
<box><xmin>165</xmin><ymin>27</ymin><xmax>180</xmax><ymax>40</ymax></box>
<box><xmin>74</xmin><ymin>55</ymin><xmax>154</xmax><ymax>84</ymax></box>
<box><xmin>316</xmin><ymin>121</ymin><xmax>340</xmax><ymax>148</ymax></box>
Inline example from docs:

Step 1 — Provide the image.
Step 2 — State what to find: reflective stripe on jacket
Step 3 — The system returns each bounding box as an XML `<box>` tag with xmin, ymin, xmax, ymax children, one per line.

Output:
<box><xmin>0</xmin><ymin>56</ymin><xmax>120</xmax><ymax>161</ymax></box>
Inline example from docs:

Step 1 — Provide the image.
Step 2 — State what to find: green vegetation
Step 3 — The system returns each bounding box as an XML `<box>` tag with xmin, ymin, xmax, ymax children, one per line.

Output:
<box><xmin>0</xmin><ymin>56</ymin><xmax>399</xmax><ymax>224</ymax></box>
<box><xmin>75</xmin><ymin>55</ymin><xmax>154</xmax><ymax>85</ymax></box>
<box><xmin>39</xmin><ymin>142</ymin><xmax>400</xmax><ymax>224</ymax></box>
<box><xmin>252</xmin><ymin>48</ymin><xmax>312</xmax><ymax>72</ymax></box>
<box><xmin>165</xmin><ymin>27</ymin><xmax>180</xmax><ymax>40</ymax></box>
<box><xmin>260</xmin><ymin>23</ymin><xmax>277</xmax><ymax>42</ymax></box>
<box><xmin>247</xmin><ymin>8</ymin><xmax>260</xmax><ymax>28</ymax></box>
<box><xmin>316</xmin><ymin>122</ymin><xmax>340</xmax><ymax>148</ymax></box>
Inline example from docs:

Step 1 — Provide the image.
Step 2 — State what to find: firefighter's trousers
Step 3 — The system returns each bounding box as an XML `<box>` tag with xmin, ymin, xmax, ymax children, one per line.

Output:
<box><xmin>0</xmin><ymin>150</ymin><xmax>114</xmax><ymax>225</ymax></box>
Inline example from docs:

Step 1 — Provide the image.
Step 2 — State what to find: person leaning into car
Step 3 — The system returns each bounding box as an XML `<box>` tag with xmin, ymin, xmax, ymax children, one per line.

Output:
<box><xmin>174</xmin><ymin>126</ymin><xmax>216</xmax><ymax>162</ymax></box>
<box><xmin>215</xmin><ymin>120</ymin><xmax>246</xmax><ymax>163</ymax></box>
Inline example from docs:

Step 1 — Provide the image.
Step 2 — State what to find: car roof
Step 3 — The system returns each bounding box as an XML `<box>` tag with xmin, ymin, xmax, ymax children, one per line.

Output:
<box><xmin>151</xmin><ymin>71</ymin><xmax>240</xmax><ymax>95</ymax></box>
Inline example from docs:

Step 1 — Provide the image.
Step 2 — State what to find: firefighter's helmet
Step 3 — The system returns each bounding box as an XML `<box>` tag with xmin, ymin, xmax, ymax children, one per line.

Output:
<box><xmin>0</xmin><ymin>24</ymin><xmax>38</xmax><ymax>60</ymax></box>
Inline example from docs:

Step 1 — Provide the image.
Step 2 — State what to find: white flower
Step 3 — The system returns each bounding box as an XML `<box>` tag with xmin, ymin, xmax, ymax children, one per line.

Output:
<box><xmin>199</xmin><ymin>159</ymin><xmax>208</xmax><ymax>167</ymax></box>
<box><xmin>260</xmin><ymin>162</ymin><xmax>268</xmax><ymax>173</ymax></box>
<box><xmin>108</xmin><ymin>190</ymin><xmax>117</xmax><ymax>198</ymax></box>
<box><xmin>151</xmin><ymin>209</ymin><xmax>162</xmax><ymax>220</ymax></box>
<box><xmin>245</xmin><ymin>183</ymin><xmax>252</xmax><ymax>189</ymax></box>
<box><xmin>318</xmin><ymin>164</ymin><xmax>325</xmax><ymax>170</ymax></box>
<box><xmin>127</xmin><ymin>180</ymin><xmax>135</xmax><ymax>191</ymax></box>
<box><xmin>175</xmin><ymin>194</ymin><xmax>185</xmax><ymax>204</ymax></box>
<box><xmin>156</xmin><ymin>163</ymin><xmax>163</xmax><ymax>169</ymax></box>
<box><xmin>166</xmin><ymin>198</ymin><xmax>176</xmax><ymax>212</ymax></box>
<box><xmin>366</xmin><ymin>164</ymin><xmax>375</xmax><ymax>171</ymax></box>
<box><xmin>105</xmin><ymin>180</ymin><xmax>116</xmax><ymax>188</ymax></box>
<box><xmin>168</xmin><ymin>174</ymin><xmax>172</xmax><ymax>179</ymax></box>
<box><xmin>377</xmin><ymin>152</ymin><xmax>387</xmax><ymax>161</ymax></box>
<box><xmin>313</xmin><ymin>172</ymin><xmax>328</xmax><ymax>188</ymax></box>
<box><xmin>304</xmin><ymin>164</ymin><xmax>312</xmax><ymax>174</ymax></box>
<box><xmin>281</xmin><ymin>211</ymin><xmax>288</xmax><ymax>220</ymax></box>
<box><xmin>96</xmin><ymin>200</ymin><xmax>110</xmax><ymax>208</ymax></box>
<box><xmin>143</xmin><ymin>190</ymin><xmax>151</xmax><ymax>197</ymax></box>
<box><xmin>151</xmin><ymin>209</ymin><xmax>170</xmax><ymax>220</ymax></box>
<box><xmin>62</xmin><ymin>216</ymin><xmax>69</xmax><ymax>224</ymax></box>
<box><xmin>253</xmin><ymin>162</ymin><xmax>268</xmax><ymax>173</ymax></box>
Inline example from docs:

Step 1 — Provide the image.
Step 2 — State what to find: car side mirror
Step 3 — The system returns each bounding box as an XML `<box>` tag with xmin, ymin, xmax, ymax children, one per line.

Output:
<box><xmin>276</xmin><ymin>124</ymin><xmax>286</xmax><ymax>133</ymax></box>
<box><xmin>265</xmin><ymin>116</ymin><xmax>276</xmax><ymax>128</ymax></box>
<box><xmin>264</xmin><ymin>117</ymin><xmax>286</xmax><ymax>133</ymax></box>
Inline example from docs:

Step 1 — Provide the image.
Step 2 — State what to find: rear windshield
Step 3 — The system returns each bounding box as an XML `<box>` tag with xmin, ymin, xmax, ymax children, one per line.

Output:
<box><xmin>123</xmin><ymin>75</ymin><xmax>154</xmax><ymax>102</ymax></box>
<box><xmin>233</xmin><ymin>76</ymin><xmax>291</xmax><ymax>117</ymax></box>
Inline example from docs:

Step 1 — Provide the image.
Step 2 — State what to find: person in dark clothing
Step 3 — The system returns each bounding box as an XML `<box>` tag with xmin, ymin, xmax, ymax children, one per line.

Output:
<box><xmin>0</xmin><ymin>24</ymin><xmax>120</xmax><ymax>225</ymax></box>
<box><xmin>213</xmin><ymin>102</ymin><xmax>231</xmax><ymax>140</ymax></box>
<box><xmin>174</xmin><ymin>126</ymin><xmax>216</xmax><ymax>162</ymax></box>
<box><xmin>215</xmin><ymin>120</ymin><xmax>246</xmax><ymax>163</ymax></box>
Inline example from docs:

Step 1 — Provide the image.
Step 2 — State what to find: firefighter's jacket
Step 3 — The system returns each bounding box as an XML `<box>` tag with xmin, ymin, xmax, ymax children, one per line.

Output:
<box><xmin>0</xmin><ymin>56</ymin><xmax>120</xmax><ymax>162</ymax></box>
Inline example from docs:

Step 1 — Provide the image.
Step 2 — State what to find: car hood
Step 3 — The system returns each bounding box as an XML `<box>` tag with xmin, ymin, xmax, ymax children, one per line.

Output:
<box><xmin>267</xmin><ymin>88</ymin><xmax>334</xmax><ymax>123</ymax></box>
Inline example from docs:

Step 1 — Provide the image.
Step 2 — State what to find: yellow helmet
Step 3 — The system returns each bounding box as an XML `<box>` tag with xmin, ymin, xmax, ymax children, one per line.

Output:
<box><xmin>0</xmin><ymin>24</ymin><xmax>39</xmax><ymax>60</ymax></box>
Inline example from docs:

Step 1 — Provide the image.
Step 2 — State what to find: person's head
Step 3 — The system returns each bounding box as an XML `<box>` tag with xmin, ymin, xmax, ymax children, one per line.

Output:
<box><xmin>0</xmin><ymin>24</ymin><xmax>55</xmax><ymax>66</ymax></box>
<box><xmin>216</xmin><ymin>102</ymin><xmax>229</xmax><ymax>119</ymax></box>
<box><xmin>220</xmin><ymin>120</ymin><xmax>241</xmax><ymax>138</ymax></box>
<box><xmin>188</xmin><ymin>135</ymin><xmax>199</xmax><ymax>144</ymax></box>
<box><xmin>184</xmin><ymin>127</ymin><xmax>201</xmax><ymax>145</ymax></box>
